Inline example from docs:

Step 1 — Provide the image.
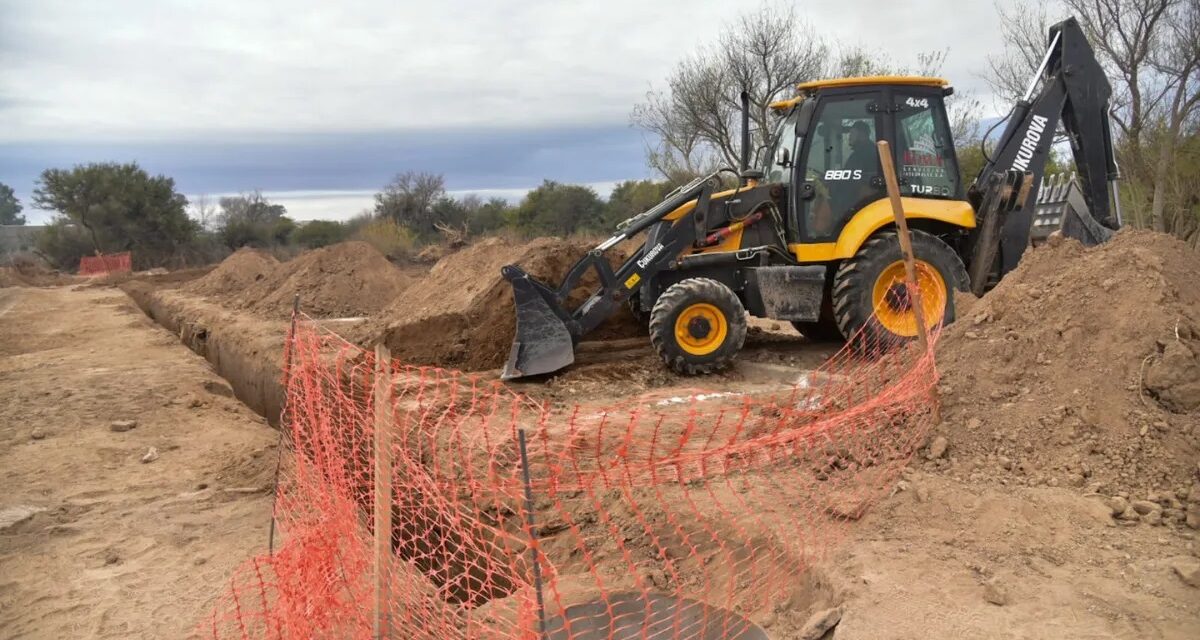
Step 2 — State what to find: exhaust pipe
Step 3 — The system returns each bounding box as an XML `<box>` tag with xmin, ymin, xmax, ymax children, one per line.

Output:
<box><xmin>739</xmin><ymin>90</ymin><xmax>751</xmax><ymax>174</ymax></box>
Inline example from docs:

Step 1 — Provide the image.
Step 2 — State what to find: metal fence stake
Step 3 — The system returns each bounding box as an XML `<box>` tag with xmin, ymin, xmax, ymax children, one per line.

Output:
<box><xmin>518</xmin><ymin>429</ymin><xmax>548</xmax><ymax>639</ymax></box>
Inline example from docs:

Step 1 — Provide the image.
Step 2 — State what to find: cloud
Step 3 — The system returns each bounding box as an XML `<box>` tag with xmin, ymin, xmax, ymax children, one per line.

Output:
<box><xmin>2</xmin><ymin>0</ymin><xmax>1024</xmax><ymax>224</ymax></box>
<box><xmin>1</xmin><ymin>125</ymin><xmax>646</xmax><ymax>223</ymax></box>
<box><xmin>1</xmin><ymin>0</ymin><xmax>1009</xmax><ymax>143</ymax></box>
<box><xmin>0</xmin><ymin>0</ymin><xmax>737</xmax><ymax>141</ymax></box>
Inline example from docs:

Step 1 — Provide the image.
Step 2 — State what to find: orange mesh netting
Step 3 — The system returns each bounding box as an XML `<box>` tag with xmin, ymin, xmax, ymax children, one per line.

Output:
<box><xmin>79</xmin><ymin>251</ymin><xmax>132</xmax><ymax>276</ymax></box>
<box><xmin>204</xmin><ymin>277</ymin><xmax>942</xmax><ymax>639</ymax></box>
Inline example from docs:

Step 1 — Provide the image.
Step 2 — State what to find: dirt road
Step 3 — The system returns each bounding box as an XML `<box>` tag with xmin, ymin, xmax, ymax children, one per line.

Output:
<box><xmin>0</xmin><ymin>287</ymin><xmax>276</xmax><ymax>639</ymax></box>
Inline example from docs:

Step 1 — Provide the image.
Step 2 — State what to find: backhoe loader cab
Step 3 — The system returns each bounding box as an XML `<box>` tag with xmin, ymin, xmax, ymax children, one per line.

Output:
<box><xmin>764</xmin><ymin>76</ymin><xmax>968</xmax><ymax>248</ymax></box>
<box><xmin>500</xmin><ymin>17</ymin><xmax>1119</xmax><ymax>380</ymax></box>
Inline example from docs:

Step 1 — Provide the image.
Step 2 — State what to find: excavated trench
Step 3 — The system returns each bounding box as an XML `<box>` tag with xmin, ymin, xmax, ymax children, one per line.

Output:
<box><xmin>121</xmin><ymin>281</ymin><xmax>289</xmax><ymax>425</ymax></box>
<box><xmin>117</xmin><ymin>276</ymin><xmax>823</xmax><ymax>636</ymax></box>
<box><xmin>119</xmin><ymin>280</ymin><xmax>530</xmax><ymax>612</ymax></box>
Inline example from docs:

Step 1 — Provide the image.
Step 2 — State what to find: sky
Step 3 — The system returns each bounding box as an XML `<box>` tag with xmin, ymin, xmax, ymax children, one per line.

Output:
<box><xmin>0</xmin><ymin>0</ymin><xmax>1014</xmax><ymax>224</ymax></box>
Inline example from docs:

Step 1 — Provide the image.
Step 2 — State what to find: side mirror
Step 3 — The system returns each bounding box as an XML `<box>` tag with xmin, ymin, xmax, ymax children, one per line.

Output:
<box><xmin>776</xmin><ymin>147</ymin><xmax>791</xmax><ymax>167</ymax></box>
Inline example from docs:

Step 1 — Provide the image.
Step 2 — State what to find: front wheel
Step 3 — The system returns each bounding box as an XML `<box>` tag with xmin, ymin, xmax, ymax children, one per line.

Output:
<box><xmin>649</xmin><ymin>278</ymin><xmax>748</xmax><ymax>375</ymax></box>
<box><xmin>832</xmin><ymin>230</ymin><xmax>968</xmax><ymax>352</ymax></box>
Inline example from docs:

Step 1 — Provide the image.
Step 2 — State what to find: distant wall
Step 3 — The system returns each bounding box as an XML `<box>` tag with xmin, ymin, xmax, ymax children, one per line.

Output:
<box><xmin>0</xmin><ymin>225</ymin><xmax>44</xmax><ymax>255</ymax></box>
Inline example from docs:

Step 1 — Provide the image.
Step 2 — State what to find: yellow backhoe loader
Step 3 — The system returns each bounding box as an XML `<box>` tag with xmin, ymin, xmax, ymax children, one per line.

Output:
<box><xmin>500</xmin><ymin>17</ymin><xmax>1120</xmax><ymax>379</ymax></box>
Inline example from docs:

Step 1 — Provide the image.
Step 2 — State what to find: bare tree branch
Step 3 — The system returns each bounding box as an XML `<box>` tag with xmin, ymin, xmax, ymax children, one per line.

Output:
<box><xmin>632</xmin><ymin>4</ymin><xmax>828</xmax><ymax>180</ymax></box>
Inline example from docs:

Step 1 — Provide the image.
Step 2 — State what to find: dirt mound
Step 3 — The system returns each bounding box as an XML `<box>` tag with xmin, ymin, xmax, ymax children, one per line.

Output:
<box><xmin>0</xmin><ymin>267</ymin><xmax>26</xmax><ymax>288</ymax></box>
<box><xmin>236</xmin><ymin>241</ymin><xmax>414</xmax><ymax>319</ymax></box>
<box><xmin>183</xmin><ymin>248</ymin><xmax>279</xmax><ymax>298</ymax></box>
<box><xmin>930</xmin><ymin>230</ymin><xmax>1200</xmax><ymax>503</ymax></box>
<box><xmin>375</xmin><ymin>236</ymin><xmax>641</xmax><ymax>371</ymax></box>
<box><xmin>0</xmin><ymin>257</ymin><xmax>77</xmax><ymax>287</ymax></box>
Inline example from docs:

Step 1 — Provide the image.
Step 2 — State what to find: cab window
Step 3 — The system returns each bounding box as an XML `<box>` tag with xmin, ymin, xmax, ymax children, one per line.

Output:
<box><xmin>894</xmin><ymin>94</ymin><xmax>960</xmax><ymax>198</ymax></box>
<box><xmin>764</xmin><ymin>112</ymin><xmax>800</xmax><ymax>184</ymax></box>
<box><xmin>797</xmin><ymin>93</ymin><xmax>884</xmax><ymax>242</ymax></box>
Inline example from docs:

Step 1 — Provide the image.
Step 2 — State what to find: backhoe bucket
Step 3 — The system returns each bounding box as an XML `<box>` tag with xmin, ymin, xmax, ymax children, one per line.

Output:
<box><xmin>1032</xmin><ymin>172</ymin><xmax>1115</xmax><ymax>247</ymax></box>
<box><xmin>501</xmin><ymin>266</ymin><xmax>575</xmax><ymax>380</ymax></box>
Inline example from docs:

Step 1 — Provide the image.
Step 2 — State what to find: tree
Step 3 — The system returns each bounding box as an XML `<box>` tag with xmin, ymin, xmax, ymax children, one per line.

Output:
<box><xmin>374</xmin><ymin>171</ymin><xmax>447</xmax><ymax>240</ymax></box>
<box><xmin>988</xmin><ymin>0</ymin><xmax>1200</xmax><ymax>239</ymax></box>
<box><xmin>429</xmin><ymin>195</ymin><xmax>471</xmax><ymax>232</ymax></box>
<box><xmin>0</xmin><ymin>182</ymin><xmax>25</xmax><ymax>225</ymax></box>
<box><xmin>214</xmin><ymin>191</ymin><xmax>291</xmax><ymax>248</ymax></box>
<box><xmin>32</xmin><ymin>162</ymin><xmax>196</xmax><ymax>267</ymax></box>
<box><xmin>632</xmin><ymin>5</ymin><xmax>960</xmax><ymax>182</ymax></box>
<box><xmin>36</xmin><ymin>221</ymin><xmax>95</xmax><ymax>271</ymax></box>
<box><xmin>467</xmin><ymin>197</ymin><xmax>513</xmax><ymax>235</ymax></box>
<box><xmin>513</xmin><ymin>181</ymin><xmax>605</xmax><ymax>236</ymax></box>
<box><xmin>632</xmin><ymin>5</ymin><xmax>827</xmax><ymax>178</ymax></box>
<box><xmin>604</xmin><ymin>179</ymin><xmax>676</xmax><ymax>227</ymax></box>
<box><xmin>217</xmin><ymin>190</ymin><xmax>286</xmax><ymax>226</ymax></box>
<box><xmin>192</xmin><ymin>194</ymin><xmax>217</xmax><ymax>231</ymax></box>
<box><xmin>292</xmin><ymin>220</ymin><xmax>349</xmax><ymax>248</ymax></box>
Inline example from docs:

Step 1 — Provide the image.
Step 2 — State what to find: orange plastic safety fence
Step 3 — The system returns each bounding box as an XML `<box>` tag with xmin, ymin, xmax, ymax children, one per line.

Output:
<box><xmin>204</xmin><ymin>279</ymin><xmax>942</xmax><ymax>640</ymax></box>
<box><xmin>79</xmin><ymin>251</ymin><xmax>132</xmax><ymax>276</ymax></box>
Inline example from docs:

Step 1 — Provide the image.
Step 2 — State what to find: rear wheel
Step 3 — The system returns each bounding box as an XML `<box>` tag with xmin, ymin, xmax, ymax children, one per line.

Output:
<box><xmin>832</xmin><ymin>230</ymin><xmax>968</xmax><ymax>351</ymax></box>
<box><xmin>649</xmin><ymin>278</ymin><xmax>748</xmax><ymax>375</ymax></box>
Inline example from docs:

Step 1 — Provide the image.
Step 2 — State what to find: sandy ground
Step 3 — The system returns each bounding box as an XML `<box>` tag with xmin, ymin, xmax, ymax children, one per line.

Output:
<box><xmin>817</xmin><ymin>471</ymin><xmax>1200</xmax><ymax>639</ymax></box>
<box><xmin>0</xmin><ymin>287</ymin><xmax>277</xmax><ymax>639</ymax></box>
<box><xmin>2</xmin><ymin>284</ymin><xmax>1198</xmax><ymax>639</ymax></box>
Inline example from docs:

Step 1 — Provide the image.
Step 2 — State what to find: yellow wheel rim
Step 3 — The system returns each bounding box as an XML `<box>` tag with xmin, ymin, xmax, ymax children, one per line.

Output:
<box><xmin>674</xmin><ymin>302</ymin><xmax>728</xmax><ymax>356</ymax></box>
<box><xmin>871</xmin><ymin>260</ymin><xmax>948</xmax><ymax>337</ymax></box>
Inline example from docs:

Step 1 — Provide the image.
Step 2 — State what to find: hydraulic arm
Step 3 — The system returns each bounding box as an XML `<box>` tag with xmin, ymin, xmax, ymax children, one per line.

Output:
<box><xmin>967</xmin><ymin>17</ymin><xmax>1121</xmax><ymax>286</ymax></box>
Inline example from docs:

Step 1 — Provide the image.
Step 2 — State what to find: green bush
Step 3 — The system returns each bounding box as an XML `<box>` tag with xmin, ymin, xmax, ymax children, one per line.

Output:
<box><xmin>35</xmin><ymin>221</ymin><xmax>96</xmax><ymax>271</ymax></box>
<box><xmin>353</xmin><ymin>218</ymin><xmax>416</xmax><ymax>260</ymax></box>
<box><xmin>293</xmin><ymin>220</ymin><xmax>349</xmax><ymax>248</ymax></box>
<box><xmin>32</xmin><ymin>162</ymin><xmax>197</xmax><ymax>268</ymax></box>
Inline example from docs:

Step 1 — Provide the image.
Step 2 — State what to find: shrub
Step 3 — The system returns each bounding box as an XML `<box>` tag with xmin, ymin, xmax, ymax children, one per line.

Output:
<box><xmin>293</xmin><ymin>220</ymin><xmax>350</xmax><ymax>248</ymax></box>
<box><xmin>35</xmin><ymin>221</ymin><xmax>95</xmax><ymax>271</ymax></box>
<box><xmin>353</xmin><ymin>218</ymin><xmax>416</xmax><ymax>261</ymax></box>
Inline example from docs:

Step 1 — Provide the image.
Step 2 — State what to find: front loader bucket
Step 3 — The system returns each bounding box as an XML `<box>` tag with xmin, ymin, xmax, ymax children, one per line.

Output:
<box><xmin>501</xmin><ymin>266</ymin><xmax>575</xmax><ymax>380</ymax></box>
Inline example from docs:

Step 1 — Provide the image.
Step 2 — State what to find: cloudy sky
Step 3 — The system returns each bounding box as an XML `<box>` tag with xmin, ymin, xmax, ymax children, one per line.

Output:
<box><xmin>1</xmin><ymin>0</ymin><xmax>1015</xmax><ymax>223</ymax></box>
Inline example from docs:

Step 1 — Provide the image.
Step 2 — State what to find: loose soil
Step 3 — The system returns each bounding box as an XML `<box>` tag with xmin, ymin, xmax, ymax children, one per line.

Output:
<box><xmin>182</xmin><ymin>248</ymin><xmax>279</xmax><ymax>298</ymax></box>
<box><xmin>0</xmin><ymin>286</ymin><xmax>276</xmax><ymax>639</ymax></box>
<box><xmin>373</xmin><ymin>237</ymin><xmax>642</xmax><ymax>372</ymax></box>
<box><xmin>821</xmin><ymin>470</ymin><xmax>1199</xmax><ymax>639</ymax></box>
<box><xmin>182</xmin><ymin>242</ymin><xmax>417</xmax><ymax>320</ymax></box>
<box><xmin>0</xmin><ymin>259</ymin><xmax>79</xmax><ymax>288</ymax></box>
<box><xmin>235</xmin><ymin>241</ymin><xmax>416</xmax><ymax>319</ymax></box>
<box><xmin>12</xmin><ymin>229</ymin><xmax>1191</xmax><ymax>637</ymax></box>
<box><xmin>927</xmin><ymin>230</ymin><xmax>1200</xmax><ymax>506</ymax></box>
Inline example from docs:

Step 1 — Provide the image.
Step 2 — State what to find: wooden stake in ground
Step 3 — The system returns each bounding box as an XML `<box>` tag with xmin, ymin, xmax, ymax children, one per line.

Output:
<box><xmin>876</xmin><ymin>140</ymin><xmax>940</xmax><ymax>421</ymax></box>
<box><xmin>875</xmin><ymin>140</ymin><xmax>931</xmax><ymax>353</ymax></box>
<box><xmin>373</xmin><ymin>344</ymin><xmax>395</xmax><ymax>640</ymax></box>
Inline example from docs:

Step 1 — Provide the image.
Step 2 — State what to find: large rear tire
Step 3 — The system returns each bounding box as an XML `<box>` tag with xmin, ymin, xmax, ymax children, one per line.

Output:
<box><xmin>832</xmin><ymin>230</ymin><xmax>968</xmax><ymax>352</ymax></box>
<box><xmin>649</xmin><ymin>278</ymin><xmax>748</xmax><ymax>375</ymax></box>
